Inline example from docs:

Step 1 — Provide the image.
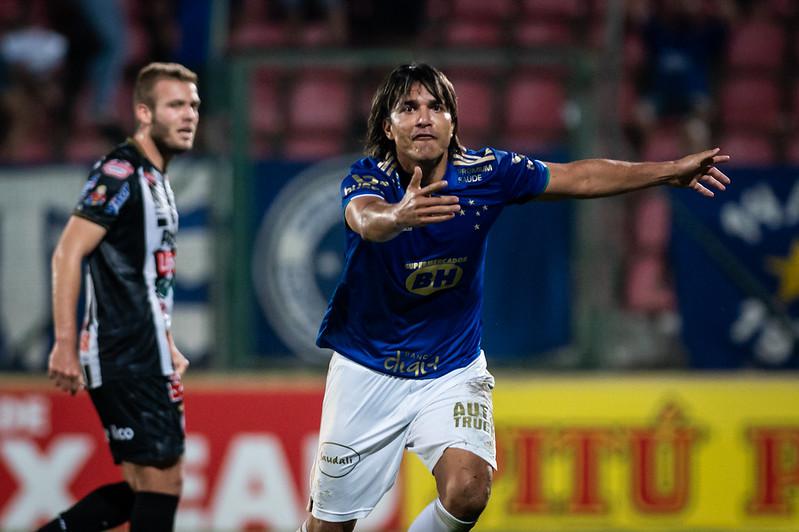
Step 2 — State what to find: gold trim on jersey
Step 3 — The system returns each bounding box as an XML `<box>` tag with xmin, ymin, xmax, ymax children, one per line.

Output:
<box><xmin>378</xmin><ymin>154</ymin><xmax>398</xmax><ymax>176</ymax></box>
<box><xmin>453</xmin><ymin>149</ymin><xmax>496</xmax><ymax>166</ymax></box>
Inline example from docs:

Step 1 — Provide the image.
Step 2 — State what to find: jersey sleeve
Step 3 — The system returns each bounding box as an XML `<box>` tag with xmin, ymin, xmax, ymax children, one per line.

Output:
<box><xmin>492</xmin><ymin>148</ymin><xmax>550</xmax><ymax>204</ymax></box>
<box><xmin>340</xmin><ymin>165</ymin><xmax>392</xmax><ymax>209</ymax></box>
<box><xmin>73</xmin><ymin>158</ymin><xmax>135</xmax><ymax>228</ymax></box>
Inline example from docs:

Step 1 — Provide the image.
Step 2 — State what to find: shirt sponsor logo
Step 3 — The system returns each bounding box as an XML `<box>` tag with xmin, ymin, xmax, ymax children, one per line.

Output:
<box><xmin>107</xmin><ymin>424</ymin><xmax>135</xmax><ymax>441</ymax></box>
<box><xmin>406</xmin><ymin>263</ymin><xmax>463</xmax><ymax>295</ymax></box>
<box><xmin>102</xmin><ymin>159</ymin><xmax>134</xmax><ymax>179</ymax></box>
<box><xmin>383</xmin><ymin>350</ymin><xmax>440</xmax><ymax>377</ymax></box>
<box><xmin>317</xmin><ymin>442</ymin><xmax>360</xmax><ymax>478</ymax></box>
<box><xmin>342</xmin><ymin>174</ymin><xmax>390</xmax><ymax>197</ymax></box>
<box><xmin>104</xmin><ymin>182</ymin><xmax>130</xmax><ymax>215</ymax></box>
<box><xmin>453</xmin><ymin>401</ymin><xmax>493</xmax><ymax>434</ymax></box>
<box><xmin>457</xmin><ymin>163</ymin><xmax>493</xmax><ymax>183</ymax></box>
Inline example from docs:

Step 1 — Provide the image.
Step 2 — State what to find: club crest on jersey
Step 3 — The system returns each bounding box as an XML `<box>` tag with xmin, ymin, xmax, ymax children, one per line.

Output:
<box><xmin>102</xmin><ymin>159</ymin><xmax>134</xmax><ymax>179</ymax></box>
<box><xmin>84</xmin><ymin>184</ymin><xmax>107</xmax><ymax>206</ymax></box>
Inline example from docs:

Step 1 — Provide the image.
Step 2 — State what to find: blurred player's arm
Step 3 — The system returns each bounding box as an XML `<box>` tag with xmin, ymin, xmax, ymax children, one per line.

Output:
<box><xmin>542</xmin><ymin>148</ymin><xmax>731</xmax><ymax>199</ymax></box>
<box><xmin>48</xmin><ymin>216</ymin><xmax>106</xmax><ymax>394</ymax></box>
<box><xmin>345</xmin><ymin>166</ymin><xmax>460</xmax><ymax>242</ymax></box>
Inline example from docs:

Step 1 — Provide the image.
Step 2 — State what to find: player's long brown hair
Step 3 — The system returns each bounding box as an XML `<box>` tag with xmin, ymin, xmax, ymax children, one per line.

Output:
<box><xmin>134</xmin><ymin>62</ymin><xmax>198</xmax><ymax>109</ymax></box>
<box><xmin>365</xmin><ymin>63</ymin><xmax>463</xmax><ymax>160</ymax></box>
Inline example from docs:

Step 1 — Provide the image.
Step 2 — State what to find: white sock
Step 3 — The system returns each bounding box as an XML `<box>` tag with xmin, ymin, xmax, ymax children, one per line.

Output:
<box><xmin>408</xmin><ymin>498</ymin><xmax>475</xmax><ymax>532</ymax></box>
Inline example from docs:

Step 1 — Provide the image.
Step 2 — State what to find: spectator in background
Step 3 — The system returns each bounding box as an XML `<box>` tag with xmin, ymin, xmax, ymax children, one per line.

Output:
<box><xmin>44</xmin><ymin>0</ymin><xmax>130</xmax><ymax>157</ymax></box>
<box><xmin>630</xmin><ymin>0</ymin><xmax>733</xmax><ymax>154</ymax></box>
<box><xmin>0</xmin><ymin>3</ymin><xmax>66</xmax><ymax>160</ymax></box>
<box><xmin>282</xmin><ymin>0</ymin><xmax>348</xmax><ymax>44</ymax></box>
<box><xmin>347</xmin><ymin>0</ymin><xmax>425</xmax><ymax>46</ymax></box>
<box><xmin>75</xmin><ymin>0</ymin><xmax>128</xmax><ymax>142</ymax></box>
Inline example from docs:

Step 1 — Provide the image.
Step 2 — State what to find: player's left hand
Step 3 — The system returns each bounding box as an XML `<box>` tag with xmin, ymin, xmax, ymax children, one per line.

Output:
<box><xmin>669</xmin><ymin>148</ymin><xmax>731</xmax><ymax>197</ymax></box>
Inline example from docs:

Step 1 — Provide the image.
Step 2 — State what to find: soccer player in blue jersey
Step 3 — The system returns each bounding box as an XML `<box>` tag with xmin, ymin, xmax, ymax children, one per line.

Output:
<box><xmin>300</xmin><ymin>63</ymin><xmax>731</xmax><ymax>532</ymax></box>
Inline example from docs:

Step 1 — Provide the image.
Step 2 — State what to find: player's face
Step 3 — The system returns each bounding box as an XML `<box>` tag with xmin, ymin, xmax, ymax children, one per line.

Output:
<box><xmin>148</xmin><ymin>79</ymin><xmax>200</xmax><ymax>153</ymax></box>
<box><xmin>384</xmin><ymin>82</ymin><xmax>453</xmax><ymax>168</ymax></box>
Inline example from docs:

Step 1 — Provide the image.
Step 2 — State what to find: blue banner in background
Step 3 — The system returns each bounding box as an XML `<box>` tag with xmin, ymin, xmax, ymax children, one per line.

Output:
<box><xmin>671</xmin><ymin>167</ymin><xmax>799</xmax><ymax>369</ymax></box>
<box><xmin>249</xmin><ymin>158</ymin><xmax>572</xmax><ymax>365</ymax></box>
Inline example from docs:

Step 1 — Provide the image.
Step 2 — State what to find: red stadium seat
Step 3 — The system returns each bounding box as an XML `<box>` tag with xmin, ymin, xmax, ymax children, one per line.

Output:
<box><xmin>66</xmin><ymin>132</ymin><xmax>113</xmax><ymax>163</ymax></box>
<box><xmin>717</xmin><ymin>132</ymin><xmax>776</xmax><ymax>166</ymax></box>
<box><xmin>790</xmin><ymin>81</ymin><xmax>799</xmax><ymax>127</ymax></box>
<box><xmin>513</xmin><ymin>20</ymin><xmax>574</xmax><ymax>47</ymax></box>
<box><xmin>3</xmin><ymin>135</ymin><xmax>50</xmax><ymax>164</ymax></box>
<box><xmin>766</xmin><ymin>0</ymin><xmax>797</xmax><ymax>17</ymax></box>
<box><xmin>283</xmin><ymin>134</ymin><xmax>344</xmax><ymax>160</ymax></box>
<box><xmin>625</xmin><ymin>254</ymin><xmax>675</xmax><ymax>312</ymax></box>
<box><xmin>623</xmin><ymin>34</ymin><xmax>646</xmax><ymax>72</ymax></box>
<box><xmin>618</xmin><ymin>78</ymin><xmax>638</xmax><ymax>125</ymax></box>
<box><xmin>504</xmin><ymin>76</ymin><xmax>566</xmax><ymax>134</ymax></box>
<box><xmin>287</xmin><ymin>71</ymin><xmax>352</xmax><ymax>133</ymax></box>
<box><xmin>642</xmin><ymin>125</ymin><xmax>681</xmax><ymax>162</ymax></box>
<box><xmin>250</xmin><ymin>69</ymin><xmax>284</xmax><ymax>135</ymax></box>
<box><xmin>720</xmin><ymin>77</ymin><xmax>781</xmax><ymax>131</ymax></box>
<box><xmin>631</xmin><ymin>191</ymin><xmax>671</xmax><ymax>250</ymax></box>
<box><xmin>125</xmin><ymin>23</ymin><xmax>150</xmax><ymax>67</ymax></box>
<box><xmin>520</xmin><ymin>0</ymin><xmax>586</xmax><ymax>18</ymax></box>
<box><xmin>785</xmin><ymin>134</ymin><xmax>799</xmax><ymax>165</ymax></box>
<box><xmin>445</xmin><ymin>20</ymin><xmax>504</xmax><ymax>47</ymax></box>
<box><xmin>229</xmin><ymin>21</ymin><xmax>288</xmax><ymax>49</ymax></box>
<box><xmin>726</xmin><ymin>21</ymin><xmax>785</xmax><ymax>72</ymax></box>
<box><xmin>452</xmin><ymin>0</ymin><xmax>511</xmax><ymax>20</ymax></box>
<box><xmin>448</xmin><ymin>76</ymin><xmax>494</xmax><ymax>135</ymax></box>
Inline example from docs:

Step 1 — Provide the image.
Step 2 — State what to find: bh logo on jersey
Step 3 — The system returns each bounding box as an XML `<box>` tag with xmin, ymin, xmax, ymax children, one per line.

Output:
<box><xmin>406</xmin><ymin>264</ymin><xmax>463</xmax><ymax>295</ymax></box>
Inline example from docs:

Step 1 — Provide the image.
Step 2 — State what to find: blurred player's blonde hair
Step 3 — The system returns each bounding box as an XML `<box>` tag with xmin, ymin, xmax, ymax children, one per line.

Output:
<box><xmin>134</xmin><ymin>62</ymin><xmax>198</xmax><ymax>109</ymax></box>
<box><xmin>366</xmin><ymin>63</ymin><xmax>463</xmax><ymax>160</ymax></box>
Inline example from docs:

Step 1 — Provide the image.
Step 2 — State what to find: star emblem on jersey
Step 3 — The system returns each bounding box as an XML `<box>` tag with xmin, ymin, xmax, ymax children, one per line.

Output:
<box><xmin>468</xmin><ymin>199</ymin><xmax>476</xmax><ymax>206</ymax></box>
<box><xmin>474</xmin><ymin>224</ymin><xmax>480</xmax><ymax>231</ymax></box>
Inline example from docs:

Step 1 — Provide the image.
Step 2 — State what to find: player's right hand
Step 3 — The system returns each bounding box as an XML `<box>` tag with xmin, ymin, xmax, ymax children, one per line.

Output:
<box><xmin>47</xmin><ymin>343</ymin><xmax>84</xmax><ymax>395</ymax></box>
<box><xmin>394</xmin><ymin>166</ymin><xmax>461</xmax><ymax>228</ymax></box>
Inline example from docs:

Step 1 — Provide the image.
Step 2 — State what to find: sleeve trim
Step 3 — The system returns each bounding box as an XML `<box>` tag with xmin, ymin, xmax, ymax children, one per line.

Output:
<box><xmin>72</xmin><ymin>210</ymin><xmax>112</xmax><ymax>229</ymax></box>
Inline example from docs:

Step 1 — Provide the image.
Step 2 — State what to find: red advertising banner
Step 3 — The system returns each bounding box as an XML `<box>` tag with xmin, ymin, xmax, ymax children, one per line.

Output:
<box><xmin>0</xmin><ymin>378</ymin><xmax>402</xmax><ymax>531</ymax></box>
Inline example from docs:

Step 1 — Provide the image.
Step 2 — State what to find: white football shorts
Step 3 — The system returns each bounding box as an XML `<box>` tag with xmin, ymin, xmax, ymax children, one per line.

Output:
<box><xmin>308</xmin><ymin>351</ymin><xmax>496</xmax><ymax>522</ymax></box>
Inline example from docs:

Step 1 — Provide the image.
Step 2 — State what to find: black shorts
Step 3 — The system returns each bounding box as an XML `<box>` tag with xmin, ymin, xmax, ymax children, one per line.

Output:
<box><xmin>88</xmin><ymin>374</ymin><xmax>185</xmax><ymax>468</ymax></box>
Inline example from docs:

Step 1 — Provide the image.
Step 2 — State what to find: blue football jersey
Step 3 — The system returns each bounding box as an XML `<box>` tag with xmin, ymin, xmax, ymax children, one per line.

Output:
<box><xmin>316</xmin><ymin>147</ymin><xmax>550</xmax><ymax>379</ymax></box>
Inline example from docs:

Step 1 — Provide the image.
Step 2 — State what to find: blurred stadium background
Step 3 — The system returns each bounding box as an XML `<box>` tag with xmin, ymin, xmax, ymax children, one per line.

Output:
<box><xmin>0</xmin><ymin>0</ymin><xmax>798</xmax><ymax>530</ymax></box>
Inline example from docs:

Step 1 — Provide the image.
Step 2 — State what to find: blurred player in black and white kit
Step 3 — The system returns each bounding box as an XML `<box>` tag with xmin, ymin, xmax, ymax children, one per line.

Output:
<box><xmin>39</xmin><ymin>62</ymin><xmax>200</xmax><ymax>532</ymax></box>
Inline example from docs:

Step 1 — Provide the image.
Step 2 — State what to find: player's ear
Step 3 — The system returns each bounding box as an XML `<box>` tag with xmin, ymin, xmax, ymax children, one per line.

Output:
<box><xmin>383</xmin><ymin>118</ymin><xmax>394</xmax><ymax>140</ymax></box>
<box><xmin>134</xmin><ymin>102</ymin><xmax>152</xmax><ymax>127</ymax></box>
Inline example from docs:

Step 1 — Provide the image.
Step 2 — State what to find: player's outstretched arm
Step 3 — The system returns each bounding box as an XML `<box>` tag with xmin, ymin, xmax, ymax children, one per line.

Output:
<box><xmin>542</xmin><ymin>148</ymin><xmax>731</xmax><ymax>199</ymax></box>
<box><xmin>345</xmin><ymin>166</ymin><xmax>461</xmax><ymax>242</ymax></box>
<box><xmin>48</xmin><ymin>216</ymin><xmax>107</xmax><ymax>395</ymax></box>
